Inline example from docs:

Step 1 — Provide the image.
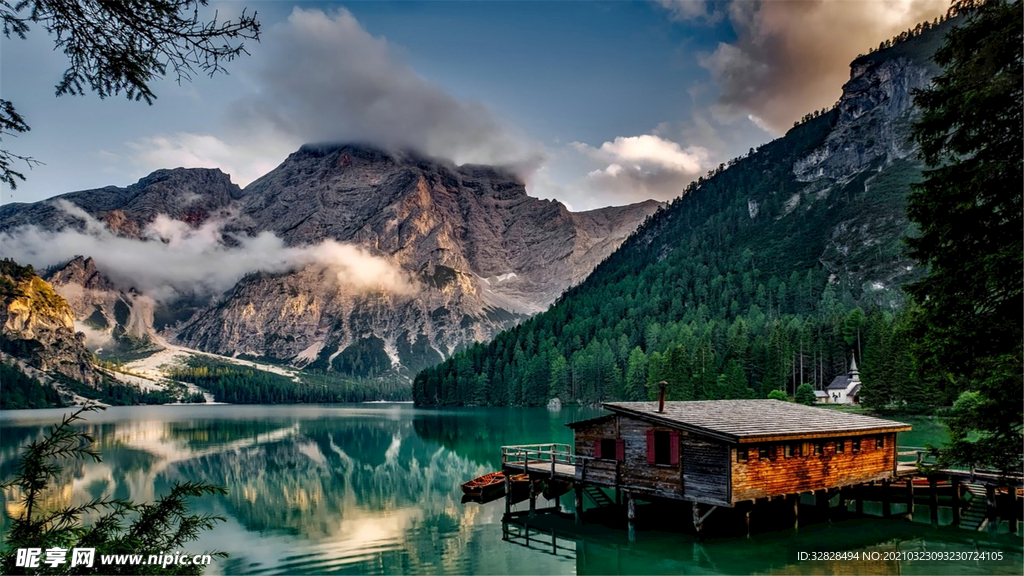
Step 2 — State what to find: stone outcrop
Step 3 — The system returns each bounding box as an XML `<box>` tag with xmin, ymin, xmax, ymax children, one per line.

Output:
<box><xmin>46</xmin><ymin>256</ymin><xmax>158</xmax><ymax>353</ymax></box>
<box><xmin>0</xmin><ymin>261</ymin><xmax>101</xmax><ymax>387</ymax></box>
<box><xmin>793</xmin><ymin>55</ymin><xmax>934</xmax><ymax>184</ymax></box>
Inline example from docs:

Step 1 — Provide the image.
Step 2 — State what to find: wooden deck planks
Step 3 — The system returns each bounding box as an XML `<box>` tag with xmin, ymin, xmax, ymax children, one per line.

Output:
<box><xmin>504</xmin><ymin>460</ymin><xmax>577</xmax><ymax>480</ymax></box>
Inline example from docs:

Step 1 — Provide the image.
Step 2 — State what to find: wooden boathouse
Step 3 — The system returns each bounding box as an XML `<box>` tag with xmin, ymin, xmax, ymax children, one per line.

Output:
<box><xmin>570</xmin><ymin>399</ymin><xmax>910</xmax><ymax>505</ymax></box>
<box><xmin>502</xmin><ymin>398</ymin><xmax>913</xmax><ymax>534</ymax></box>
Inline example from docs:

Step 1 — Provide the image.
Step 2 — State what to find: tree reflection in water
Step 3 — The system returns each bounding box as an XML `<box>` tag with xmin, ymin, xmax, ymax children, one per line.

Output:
<box><xmin>0</xmin><ymin>405</ymin><xmax>594</xmax><ymax>575</ymax></box>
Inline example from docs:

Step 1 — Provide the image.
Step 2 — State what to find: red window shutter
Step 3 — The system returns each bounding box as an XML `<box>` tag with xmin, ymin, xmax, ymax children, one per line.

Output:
<box><xmin>615</xmin><ymin>439</ymin><xmax>625</xmax><ymax>462</ymax></box>
<box><xmin>593</xmin><ymin>439</ymin><xmax>602</xmax><ymax>459</ymax></box>
<box><xmin>669</xmin><ymin>431</ymin><xmax>680</xmax><ymax>466</ymax></box>
<box><xmin>646</xmin><ymin>429</ymin><xmax>655</xmax><ymax>463</ymax></box>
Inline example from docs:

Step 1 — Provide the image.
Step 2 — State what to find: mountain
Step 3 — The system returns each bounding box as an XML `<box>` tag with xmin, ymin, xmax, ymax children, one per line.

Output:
<box><xmin>0</xmin><ymin>146</ymin><xmax>660</xmax><ymax>381</ymax></box>
<box><xmin>0</xmin><ymin>259</ymin><xmax>101</xmax><ymax>390</ymax></box>
<box><xmin>413</xmin><ymin>20</ymin><xmax>953</xmax><ymax>407</ymax></box>
<box><xmin>44</xmin><ymin>255</ymin><xmax>164</xmax><ymax>356</ymax></box>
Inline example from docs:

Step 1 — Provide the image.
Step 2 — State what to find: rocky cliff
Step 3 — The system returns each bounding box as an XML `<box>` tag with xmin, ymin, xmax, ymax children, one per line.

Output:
<box><xmin>788</xmin><ymin>26</ymin><xmax>948</xmax><ymax>297</ymax></box>
<box><xmin>0</xmin><ymin>260</ymin><xmax>101</xmax><ymax>387</ymax></box>
<box><xmin>1</xmin><ymin>147</ymin><xmax>660</xmax><ymax>377</ymax></box>
<box><xmin>177</xmin><ymin>145</ymin><xmax>661</xmax><ymax>372</ymax></box>
<box><xmin>45</xmin><ymin>256</ymin><xmax>159</xmax><ymax>354</ymax></box>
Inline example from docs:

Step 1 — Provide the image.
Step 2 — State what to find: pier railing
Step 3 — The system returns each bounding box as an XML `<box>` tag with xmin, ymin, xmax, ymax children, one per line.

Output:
<box><xmin>501</xmin><ymin>443</ymin><xmax>578</xmax><ymax>475</ymax></box>
<box><xmin>897</xmin><ymin>445</ymin><xmax>935</xmax><ymax>469</ymax></box>
<box><xmin>897</xmin><ymin>445</ymin><xmax>1023</xmax><ymax>485</ymax></box>
<box><xmin>502</xmin><ymin>443</ymin><xmax>623</xmax><ymax>486</ymax></box>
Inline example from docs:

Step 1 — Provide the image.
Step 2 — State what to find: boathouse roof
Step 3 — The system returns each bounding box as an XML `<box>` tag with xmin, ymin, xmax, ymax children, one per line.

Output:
<box><xmin>598</xmin><ymin>400</ymin><xmax>910</xmax><ymax>444</ymax></box>
<box><xmin>565</xmin><ymin>414</ymin><xmax>614</xmax><ymax>429</ymax></box>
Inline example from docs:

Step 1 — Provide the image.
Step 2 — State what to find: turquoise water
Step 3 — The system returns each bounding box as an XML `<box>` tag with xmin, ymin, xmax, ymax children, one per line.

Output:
<box><xmin>0</xmin><ymin>405</ymin><xmax>1019</xmax><ymax>575</ymax></box>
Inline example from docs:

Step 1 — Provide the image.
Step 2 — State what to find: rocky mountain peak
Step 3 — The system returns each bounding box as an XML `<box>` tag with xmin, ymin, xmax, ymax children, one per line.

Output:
<box><xmin>0</xmin><ymin>166</ymin><xmax>242</xmax><ymax>237</ymax></box>
<box><xmin>47</xmin><ymin>256</ymin><xmax>115</xmax><ymax>292</ymax></box>
<box><xmin>1</xmin><ymin>141</ymin><xmax>661</xmax><ymax>380</ymax></box>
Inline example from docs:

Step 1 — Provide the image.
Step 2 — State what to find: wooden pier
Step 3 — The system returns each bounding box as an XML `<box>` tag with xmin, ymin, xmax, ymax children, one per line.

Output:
<box><xmin>497</xmin><ymin>400</ymin><xmax>1023</xmax><ymax>538</ymax></box>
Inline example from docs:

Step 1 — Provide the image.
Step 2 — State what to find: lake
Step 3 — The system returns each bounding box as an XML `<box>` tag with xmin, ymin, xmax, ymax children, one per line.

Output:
<box><xmin>1</xmin><ymin>405</ymin><xmax>1020</xmax><ymax>575</ymax></box>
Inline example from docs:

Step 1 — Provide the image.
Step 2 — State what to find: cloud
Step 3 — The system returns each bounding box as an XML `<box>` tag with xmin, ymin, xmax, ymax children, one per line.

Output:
<box><xmin>570</xmin><ymin>134</ymin><xmax>710</xmax><ymax>205</ymax></box>
<box><xmin>591</xmin><ymin>135</ymin><xmax>706</xmax><ymax>173</ymax></box>
<box><xmin>656</xmin><ymin>0</ymin><xmax>724</xmax><ymax>23</ymax></box>
<box><xmin>126</xmin><ymin>7</ymin><xmax>544</xmax><ymax>186</ymax></box>
<box><xmin>0</xmin><ymin>200</ymin><xmax>418</xmax><ymax>302</ymax></box>
<box><xmin>126</xmin><ymin>133</ymin><xmax>292</xmax><ymax>190</ymax></box>
<box><xmin>700</xmin><ymin>0</ymin><xmax>949</xmax><ymax>133</ymax></box>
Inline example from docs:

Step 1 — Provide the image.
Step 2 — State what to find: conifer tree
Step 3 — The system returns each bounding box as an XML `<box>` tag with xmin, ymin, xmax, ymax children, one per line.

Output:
<box><xmin>907</xmin><ymin>0</ymin><xmax>1022</xmax><ymax>472</ymax></box>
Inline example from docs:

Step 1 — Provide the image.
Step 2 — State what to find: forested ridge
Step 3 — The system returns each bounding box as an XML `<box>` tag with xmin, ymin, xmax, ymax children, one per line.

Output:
<box><xmin>413</xmin><ymin>25</ymin><xmax>948</xmax><ymax>411</ymax></box>
<box><xmin>168</xmin><ymin>357</ymin><xmax>412</xmax><ymax>403</ymax></box>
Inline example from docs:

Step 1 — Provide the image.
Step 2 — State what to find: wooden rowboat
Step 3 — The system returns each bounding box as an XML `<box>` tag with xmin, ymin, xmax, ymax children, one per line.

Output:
<box><xmin>461</xmin><ymin>471</ymin><xmax>507</xmax><ymax>498</ymax></box>
<box><xmin>461</xmin><ymin>472</ymin><xmax>544</xmax><ymax>504</ymax></box>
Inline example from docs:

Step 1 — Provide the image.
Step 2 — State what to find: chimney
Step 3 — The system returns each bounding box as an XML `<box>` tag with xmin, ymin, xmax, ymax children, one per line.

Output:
<box><xmin>658</xmin><ymin>380</ymin><xmax>667</xmax><ymax>413</ymax></box>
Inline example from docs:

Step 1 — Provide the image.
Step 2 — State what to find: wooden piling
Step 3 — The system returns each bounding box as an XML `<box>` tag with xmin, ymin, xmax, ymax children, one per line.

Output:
<box><xmin>574</xmin><ymin>484</ymin><xmax>584</xmax><ymax>524</ymax></box>
<box><xmin>929</xmin><ymin>477</ymin><xmax>939</xmax><ymax>524</ymax></box>
<box><xmin>905</xmin><ymin>479</ymin><xmax>914</xmax><ymax>520</ymax></box>
<box><xmin>951</xmin><ymin>481</ymin><xmax>961</xmax><ymax>526</ymax></box>
<box><xmin>882</xmin><ymin>481</ymin><xmax>891</xmax><ymax>517</ymax></box>
<box><xmin>627</xmin><ymin>492</ymin><xmax>636</xmax><ymax>542</ymax></box>
<box><xmin>792</xmin><ymin>495</ymin><xmax>800</xmax><ymax>529</ymax></box>
<box><xmin>1010</xmin><ymin>488</ymin><xmax>1018</xmax><ymax>534</ymax></box>
<box><xmin>985</xmin><ymin>485</ymin><xmax>997</xmax><ymax>527</ymax></box>
<box><xmin>815</xmin><ymin>490</ymin><xmax>829</xmax><ymax>520</ymax></box>
<box><xmin>693</xmin><ymin>502</ymin><xmax>704</xmax><ymax>539</ymax></box>
<box><xmin>529</xmin><ymin>475</ymin><xmax>537</xmax><ymax>517</ymax></box>
<box><xmin>504</xmin><ymin>474</ymin><xmax>512</xmax><ymax>517</ymax></box>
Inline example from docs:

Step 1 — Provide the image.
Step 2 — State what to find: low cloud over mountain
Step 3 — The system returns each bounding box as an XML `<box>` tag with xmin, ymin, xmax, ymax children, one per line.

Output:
<box><xmin>0</xmin><ymin>200</ymin><xmax>417</xmax><ymax>303</ymax></box>
<box><xmin>129</xmin><ymin>7</ymin><xmax>544</xmax><ymax>188</ymax></box>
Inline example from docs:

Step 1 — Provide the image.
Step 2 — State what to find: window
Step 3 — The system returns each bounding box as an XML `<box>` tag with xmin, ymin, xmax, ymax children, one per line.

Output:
<box><xmin>835</xmin><ymin>440</ymin><xmax>845</xmax><ymax>453</ymax></box>
<box><xmin>646</xmin><ymin>429</ymin><xmax>678</xmax><ymax>465</ymax></box>
<box><xmin>601</xmin><ymin>439</ymin><xmax>617</xmax><ymax>459</ymax></box>
<box><xmin>737</xmin><ymin>447</ymin><xmax>748</xmax><ymax>462</ymax></box>
<box><xmin>654</xmin><ymin>431</ymin><xmax>671</xmax><ymax>464</ymax></box>
<box><xmin>595</xmin><ymin>438</ymin><xmax>624</xmax><ymax>461</ymax></box>
<box><xmin>784</xmin><ymin>444</ymin><xmax>793</xmax><ymax>458</ymax></box>
<box><xmin>759</xmin><ymin>446</ymin><xmax>770</xmax><ymax>460</ymax></box>
<box><xmin>814</xmin><ymin>442</ymin><xmax>823</xmax><ymax>456</ymax></box>
<box><xmin>852</xmin><ymin>438</ymin><xmax>861</xmax><ymax>452</ymax></box>
<box><xmin>876</xmin><ymin>435</ymin><xmax>885</xmax><ymax>449</ymax></box>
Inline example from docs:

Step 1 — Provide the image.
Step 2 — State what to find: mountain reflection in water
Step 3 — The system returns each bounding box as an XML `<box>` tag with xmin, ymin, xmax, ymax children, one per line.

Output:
<box><xmin>1</xmin><ymin>405</ymin><xmax>1020</xmax><ymax>575</ymax></box>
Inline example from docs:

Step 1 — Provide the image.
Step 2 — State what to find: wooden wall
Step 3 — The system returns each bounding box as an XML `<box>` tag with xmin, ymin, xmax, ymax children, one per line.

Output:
<box><xmin>682</xmin><ymin>435</ymin><xmax>730</xmax><ymax>505</ymax></box>
<box><xmin>730</xmin><ymin>433</ymin><xmax>898</xmax><ymax>503</ymax></box>
<box><xmin>573</xmin><ymin>417</ymin><xmax>619</xmax><ymax>486</ymax></box>
<box><xmin>572</xmin><ymin>415</ymin><xmax>733</xmax><ymax>504</ymax></box>
<box><xmin>572</xmin><ymin>416</ymin><xmax>897</xmax><ymax>507</ymax></box>
<box><xmin>618</xmin><ymin>415</ymin><xmax>685</xmax><ymax>500</ymax></box>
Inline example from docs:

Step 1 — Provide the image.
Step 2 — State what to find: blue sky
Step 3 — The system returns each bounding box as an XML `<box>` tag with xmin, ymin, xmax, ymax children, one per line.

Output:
<box><xmin>0</xmin><ymin>0</ymin><xmax>948</xmax><ymax>210</ymax></box>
